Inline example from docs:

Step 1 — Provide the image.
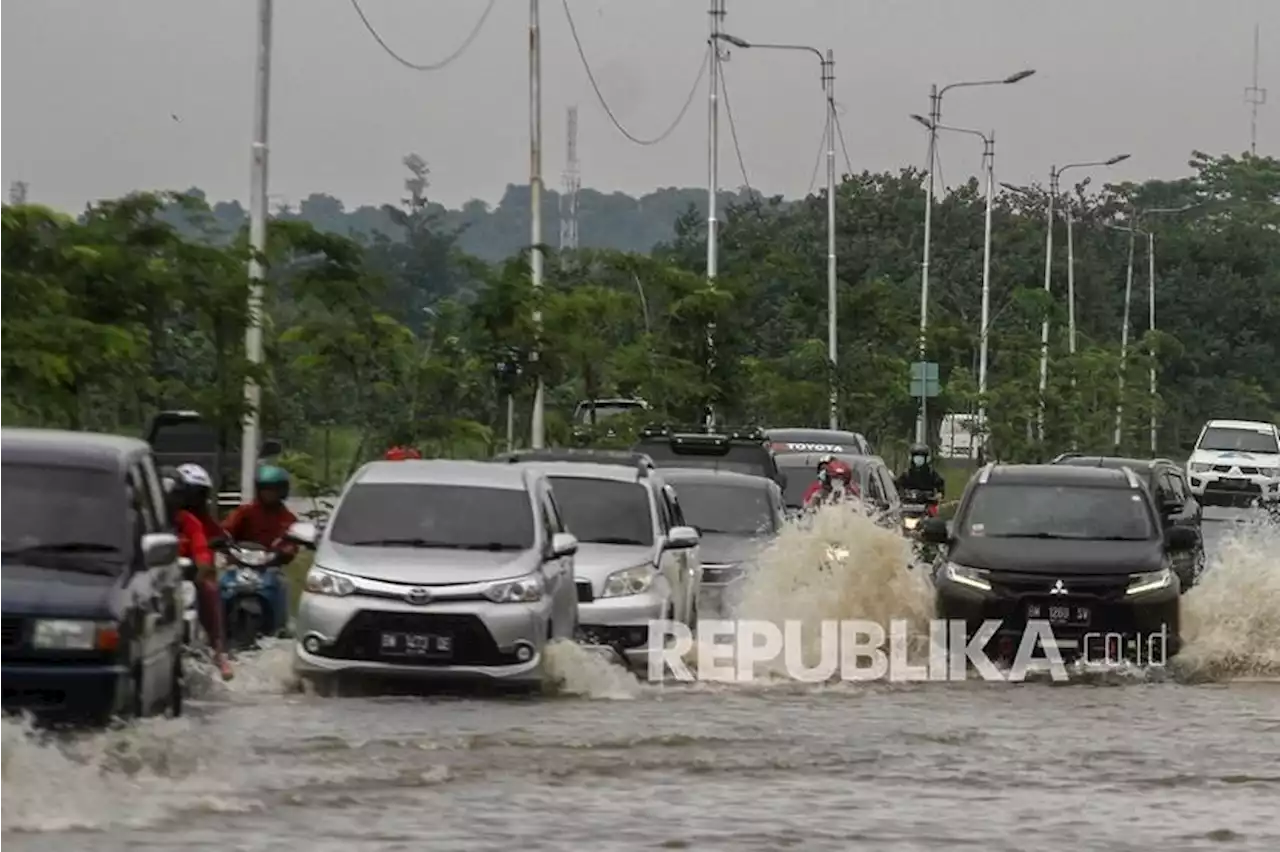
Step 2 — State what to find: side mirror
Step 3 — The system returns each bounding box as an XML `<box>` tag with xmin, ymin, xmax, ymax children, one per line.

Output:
<box><xmin>550</xmin><ymin>531</ymin><xmax>578</xmax><ymax>558</ymax></box>
<box><xmin>665</xmin><ymin>525</ymin><xmax>700</xmax><ymax>549</ymax></box>
<box><xmin>141</xmin><ymin>532</ymin><xmax>180</xmax><ymax>568</ymax></box>
<box><xmin>284</xmin><ymin>520</ymin><xmax>319</xmax><ymax>548</ymax></box>
<box><xmin>1164</xmin><ymin>526</ymin><xmax>1197</xmax><ymax>552</ymax></box>
<box><xmin>919</xmin><ymin>517</ymin><xmax>950</xmax><ymax>545</ymax></box>
<box><xmin>260</xmin><ymin>438</ymin><xmax>284</xmax><ymax>457</ymax></box>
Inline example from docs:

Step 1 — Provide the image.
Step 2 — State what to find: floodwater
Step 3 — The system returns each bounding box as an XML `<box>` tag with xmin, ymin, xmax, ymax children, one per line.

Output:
<box><xmin>4</xmin><ymin>504</ymin><xmax>1278</xmax><ymax>851</ymax></box>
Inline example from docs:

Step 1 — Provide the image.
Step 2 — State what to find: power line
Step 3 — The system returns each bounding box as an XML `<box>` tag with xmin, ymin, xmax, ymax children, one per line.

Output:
<box><xmin>348</xmin><ymin>0</ymin><xmax>495</xmax><ymax>72</ymax></box>
<box><xmin>832</xmin><ymin>107</ymin><xmax>854</xmax><ymax>176</ymax></box>
<box><xmin>718</xmin><ymin>64</ymin><xmax>753</xmax><ymax>194</ymax></box>
<box><xmin>561</xmin><ymin>0</ymin><xmax>708</xmax><ymax>146</ymax></box>
<box><xmin>806</xmin><ymin>115</ymin><xmax>827</xmax><ymax>195</ymax></box>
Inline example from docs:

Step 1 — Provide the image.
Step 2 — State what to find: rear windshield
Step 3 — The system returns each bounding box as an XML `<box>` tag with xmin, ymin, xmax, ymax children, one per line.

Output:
<box><xmin>151</xmin><ymin>420</ymin><xmax>222</xmax><ymax>454</ymax></box>
<box><xmin>547</xmin><ymin>476</ymin><xmax>653</xmax><ymax>546</ymax></box>
<box><xmin>328</xmin><ymin>483</ymin><xmax>535</xmax><ymax>550</ymax></box>
<box><xmin>963</xmin><ymin>484</ymin><xmax>1155</xmax><ymax>541</ymax></box>
<box><xmin>2</xmin><ymin>463</ymin><xmax>129</xmax><ymax>562</ymax></box>
<box><xmin>637</xmin><ymin>440</ymin><xmax>772</xmax><ymax>478</ymax></box>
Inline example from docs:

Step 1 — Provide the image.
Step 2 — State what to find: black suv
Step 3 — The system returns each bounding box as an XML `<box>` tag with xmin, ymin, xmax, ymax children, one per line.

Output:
<box><xmin>1051</xmin><ymin>453</ymin><xmax>1204</xmax><ymax>589</ymax></box>
<box><xmin>919</xmin><ymin>463</ymin><xmax>1198</xmax><ymax>665</ymax></box>
<box><xmin>632</xmin><ymin>425</ymin><xmax>786</xmax><ymax>489</ymax></box>
<box><xmin>2</xmin><ymin>428</ymin><xmax>186</xmax><ymax>724</ymax></box>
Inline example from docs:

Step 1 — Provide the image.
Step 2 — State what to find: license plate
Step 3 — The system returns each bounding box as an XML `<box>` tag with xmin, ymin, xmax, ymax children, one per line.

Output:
<box><xmin>379</xmin><ymin>632</ymin><xmax>452</xmax><ymax>655</ymax></box>
<box><xmin>1220</xmin><ymin>479</ymin><xmax>1250</xmax><ymax>489</ymax></box>
<box><xmin>1025</xmin><ymin>602</ymin><xmax>1091</xmax><ymax>626</ymax></box>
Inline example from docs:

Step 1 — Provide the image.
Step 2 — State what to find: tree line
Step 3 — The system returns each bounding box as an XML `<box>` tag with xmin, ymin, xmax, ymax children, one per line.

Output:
<box><xmin>3</xmin><ymin>150</ymin><xmax>1276</xmax><ymax>493</ymax></box>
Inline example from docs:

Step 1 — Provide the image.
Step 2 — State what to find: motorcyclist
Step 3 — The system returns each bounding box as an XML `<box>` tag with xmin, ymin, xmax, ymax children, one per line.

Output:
<box><xmin>803</xmin><ymin>458</ymin><xmax>860</xmax><ymax>509</ymax></box>
<box><xmin>160</xmin><ymin>466</ymin><xmax>233</xmax><ymax>680</ymax></box>
<box><xmin>171</xmin><ymin>462</ymin><xmax>227</xmax><ymax>545</ymax></box>
<box><xmin>222</xmin><ymin>464</ymin><xmax>297</xmax><ymax>632</ymax></box>
<box><xmin>895</xmin><ymin>442</ymin><xmax>945</xmax><ymax>500</ymax></box>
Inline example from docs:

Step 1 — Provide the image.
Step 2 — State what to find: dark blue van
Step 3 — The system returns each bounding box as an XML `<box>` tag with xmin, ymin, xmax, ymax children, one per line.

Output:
<box><xmin>2</xmin><ymin>429</ymin><xmax>185</xmax><ymax>724</ymax></box>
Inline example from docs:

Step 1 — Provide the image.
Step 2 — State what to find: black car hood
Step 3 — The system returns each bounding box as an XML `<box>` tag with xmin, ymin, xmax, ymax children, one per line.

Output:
<box><xmin>1</xmin><ymin>562</ymin><xmax>122</xmax><ymax>618</ymax></box>
<box><xmin>697</xmin><ymin>532</ymin><xmax>770</xmax><ymax>566</ymax></box>
<box><xmin>948</xmin><ymin>536</ymin><xmax>1164</xmax><ymax>575</ymax></box>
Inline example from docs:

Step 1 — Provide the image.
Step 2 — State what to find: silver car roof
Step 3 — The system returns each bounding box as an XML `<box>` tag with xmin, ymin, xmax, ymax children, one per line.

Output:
<box><xmin>517</xmin><ymin>461</ymin><xmax>646</xmax><ymax>484</ymax></box>
<box><xmin>352</xmin><ymin>459</ymin><xmax>532</xmax><ymax>490</ymax></box>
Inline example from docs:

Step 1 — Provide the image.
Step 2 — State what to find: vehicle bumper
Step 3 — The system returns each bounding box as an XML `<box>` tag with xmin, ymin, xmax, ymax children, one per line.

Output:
<box><xmin>575</xmin><ymin>589</ymin><xmax>668</xmax><ymax>669</ymax></box>
<box><xmin>292</xmin><ymin>593</ymin><xmax>549</xmax><ymax>685</ymax></box>
<box><xmin>934</xmin><ymin>573</ymin><xmax>1181</xmax><ymax>664</ymax></box>
<box><xmin>1186</xmin><ymin>472</ymin><xmax>1280</xmax><ymax>506</ymax></box>
<box><xmin>1</xmin><ymin>662</ymin><xmax>128</xmax><ymax>722</ymax></box>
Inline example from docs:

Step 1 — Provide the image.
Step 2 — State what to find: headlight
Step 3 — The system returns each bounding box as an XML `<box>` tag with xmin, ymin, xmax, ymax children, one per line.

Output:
<box><xmin>943</xmin><ymin>561</ymin><xmax>991</xmax><ymax>591</ymax></box>
<box><xmin>1126</xmin><ymin>568</ymin><xmax>1173</xmax><ymax>596</ymax></box>
<box><xmin>600</xmin><ymin>564</ymin><xmax>656</xmax><ymax>598</ymax></box>
<box><xmin>305</xmin><ymin>566</ymin><xmax>355</xmax><ymax>596</ymax></box>
<box><xmin>32</xmin><ymin>619</ymin><xmax>119</xmax><ymax>651</ymax></box>
<box><xmin>902</xmin><ymin>516</ymin><xmax>921</xmax><ymax>530</ymax></box>
<box><xmin>1189</xmin><ymin>462</ymin><xmax>1211</xmax><ymax>473</ymax></box>
<box><xmin>1257</xmin><ymin>467</ymin><xmax>1278</xmax><ymax>479</ymax></box>
<box><xmin>484</xmin><ymin>573</ymin><xmax>545</xmax><ymax>603</ymax></box>
<box><xmin>234</xmin><ymin>549</ymin><xmax>273</xmax><ymax>567</ymax></box>
<box><xmin>825</xmin><ymin>545</ymin><xmax>850</xmax><ymax>563</ymax></box>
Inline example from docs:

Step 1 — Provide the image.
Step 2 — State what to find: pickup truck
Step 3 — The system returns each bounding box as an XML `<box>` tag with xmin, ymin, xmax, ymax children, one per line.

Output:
<box><xmin>145</xmin><ymin>411</ymin><xmax>282</xmax><ymax>513</ymax></box>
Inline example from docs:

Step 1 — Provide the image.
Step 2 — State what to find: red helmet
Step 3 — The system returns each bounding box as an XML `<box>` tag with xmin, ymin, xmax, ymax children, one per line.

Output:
<box><xmin>825</xmin><ymin>459</ymin><xmax>853</xmax><ymax>484</ymax></box>
<box><xmin>384</xmin><ymin>446</ymin><xmax>422</xmax><ymax>461</ymax></box>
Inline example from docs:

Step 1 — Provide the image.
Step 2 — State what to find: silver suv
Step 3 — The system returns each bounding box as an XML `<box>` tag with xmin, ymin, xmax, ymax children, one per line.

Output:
<box><xmin>500</xmin><ymin>453</ymin><xmax>702</xmax><ymax>669</ymax></box>
<box><xmin>290</xmin><ymin>460</ymin><xmax>580</xmax><ymax>690</ymax></box>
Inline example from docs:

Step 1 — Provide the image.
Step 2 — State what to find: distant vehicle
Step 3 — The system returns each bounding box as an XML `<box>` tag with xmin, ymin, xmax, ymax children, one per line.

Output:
<box><xmin>919</xmin><ymin>463</ymin><xmax>1197</xmax><ymax>665</ymax></box>
<box><xmin>1052</xmin><ymin>453</ymin><xmax>1204</xmax><ymax>590</ymax></box>
<box><xmin>2</xmin><ymin>428</ymin><xmax>185</xmax><ymax>724</ymax></box>
<box><xmin>290</xmin><ymin>459</ymin><xmax>580</xmax><ymax>691</ymax></box>
<box><xmin>572</xmin><ymin>398</ymin><xmax>650</xmax><ymax>426</ymax></box>
<box><xmin>1183</xmin><ymin>419</ymin><xmax>1280</xmax><ymax>509</ymax></box>
<box><xmin>772</xmin><ymin>451</ymin><xmax>900</xmax><ymax>522</ymax></box>
<box><xmin>764</xmin><ymin>427</ymin><xmax>873</xmax><ymax>457</ymax></box>
<box><xmin>501</xmin><ymin>456</ymin><xmax>701</xmax><ymax>668</ymax></box>
<box><xmin>659</xmin><ymin>469</ymin><xmax>785</xmax><ymax>617</ymax></box>
<box><xmin>633</xmin><ymin>424</ymin><xmax>785</xmax><ymax>489</ymax></box>
<box><xmin>937</xmin><ymin>413</ymin><xmax>986</xmax><ymax>460</ymax></box>
<box><xmin>146</xmin><ymin>410</ymin><xmax>282</xmax><ymax>512</ymax></box>
<box><xmin>493</xmin><ymin>448</ymin><xmax>656</xmax><ymax>469</ymax></box>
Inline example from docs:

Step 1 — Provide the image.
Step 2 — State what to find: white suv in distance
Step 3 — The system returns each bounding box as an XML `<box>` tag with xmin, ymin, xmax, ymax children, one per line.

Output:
<box><xmin>1185</xmin><ymin>419</ymin><xmax>1280</xmax><ymax>509</ymax></box>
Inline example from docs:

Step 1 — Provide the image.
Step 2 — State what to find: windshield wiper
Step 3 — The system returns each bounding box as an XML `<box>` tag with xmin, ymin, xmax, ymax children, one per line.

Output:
<box><xmin>348</xmin><ymin>538</ymin><xmax>454</xmax><ymax>548</ymax></box>
<box><xmin>585</xmin><ymin>536</ymin><xmax>649</xmax><ymax>545</ymax></box>
<box><xmin>987</xmin><ymin>532</ymin><xmax>1082</xmax><ymax>540</ymax></box>
<box><xmin>456</xmin><ymin>542</ymin><xmax>523</xmax><ymax>551</ymax></box>
<box><xmin>2</xmin><ymin>542</ymin><xmax>120</xmax><ymax>556</ymax></box>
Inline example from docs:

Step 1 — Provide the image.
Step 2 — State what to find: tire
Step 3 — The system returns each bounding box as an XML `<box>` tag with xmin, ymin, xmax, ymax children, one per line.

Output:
<box><xmin>167</xmin><ymin>653</ymin><xmax>184</xmax><ymax>717</ymax></box>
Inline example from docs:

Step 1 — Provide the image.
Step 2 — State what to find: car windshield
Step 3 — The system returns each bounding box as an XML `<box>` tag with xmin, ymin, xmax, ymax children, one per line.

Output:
<box><xmin>1</xmin><ymin>463</ymin><xmax>128</xmax><ymax>569</ymax></box>
<box><xmin>963</xmin><ymin>484</ymin><xmax>1154</xmax><ymax>541</ymax></box>
<box><xmin>670</xmin><ymin>482</ymin><xmax>776</xmax><ymax>536</ymax></box>
<box><xmin>327</xmin><ymin>483</ymin><xmax>535</xmax><ymax>550</ymax></box>
<box><xmin>547</xmin><ymin>476</ymin><xmax>653</xmax><ymax>546</ymax></box>
<box><xmin>1197</xmin><ymin>426</ymin><xmax>1279</xmax><ymax>454</ymax></box>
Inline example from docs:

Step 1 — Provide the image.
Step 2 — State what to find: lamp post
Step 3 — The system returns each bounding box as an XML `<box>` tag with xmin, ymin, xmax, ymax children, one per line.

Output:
<box><xmin>912</xmin><ymin>117</ymin><xmax>995</xmax><ymax>461</ymax></box>
<box><xmin>716</xmin><ymin>33</ymin><xmax>838</xmax><ymax>428</ymax></box>
<box><xmin>913</xmin><ymin>69</ymin><xmax>1034</xmax><ymax>445</ymax></box>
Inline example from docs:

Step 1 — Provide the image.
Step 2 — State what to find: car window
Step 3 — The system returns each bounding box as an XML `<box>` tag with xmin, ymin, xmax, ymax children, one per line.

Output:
<box><xmin>864</xmin><ymin>468</ymin><xmax>885</xmax><ymax>503</ymax></box>
<box><xmin>327</xmin><ymin>483</ymin><xmax>535</xmax><ymax>550</ymax></box>
<box><xmin>668</xmin><ymin>482</ymin><xmax>776</xmax><ymax>535</ymax></box>
<box><xmin>962</xmin><ymin>483</ymin><xmax>1155</xmax><ymax>541</ymax></box>
<box><xmin>664</xmin><ymin>485</ymin><xmax>688</xmax><ymax>527</ymax></box>
<box><xmin>545</xmin><ymin>476</ymin><xmax>654</xmax><ymax>546</ymax></box>
<box><xmin>878</xmin><ymin>468</ymin><xmax>899</xmax><ymax>504</ymax></box>
<box><xmin>1167</xmin><ymin>471</ymin><xmax>1189</xmax><ymax>502</ymax></box>
<box><xmin>543</xmin><ymin>487</ymin><xmax>565</xmax><ymax>533</ymax></box>
<box><xmin>654</xmin><ymin>485</ymin><xmax>674</xmax><ymax>532</ymax></box>
<box><xmin>1154</xmin><ymin>471</ymin><xmax>1177</xmax><ymax>505</ymax></box>
<box><xmin>140</xmin><ymin>454</ymin><xmax>171</xmax><ymax>531</ymax></box>
<box><xmin>129</xmin><ymin>462</ymin><xmax>162</xmax><ymax>533</ymax></box>
<box><xmin>1</xmin><ymin>463</ymin><xmax>131</xmax><ymax>568</ymax></box>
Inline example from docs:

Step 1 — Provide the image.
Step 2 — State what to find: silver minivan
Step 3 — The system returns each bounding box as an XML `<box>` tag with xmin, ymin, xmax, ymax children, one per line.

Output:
<box><xmin>290</xmin><ymin>460</ymin><xmax>579</xmax><ymax>689</ymax></box>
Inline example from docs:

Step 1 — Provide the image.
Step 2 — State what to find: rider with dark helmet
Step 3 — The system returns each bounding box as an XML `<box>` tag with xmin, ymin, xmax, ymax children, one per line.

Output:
<box><xmin>895</xmin><ymin>442</ymin><xmax>945</xmax><ymax>496</ymax></box>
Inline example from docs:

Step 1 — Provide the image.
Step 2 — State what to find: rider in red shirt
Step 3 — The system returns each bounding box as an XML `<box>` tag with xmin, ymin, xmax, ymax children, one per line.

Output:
<box><xmin>222</xmin><ymin>464</ymin><xmax>299</xmax><ymax>558</ymax></box>
<box><xmin>803</xmin><ymin>458</ymin><xmax>860</xmax><ymax>509</ymax></box>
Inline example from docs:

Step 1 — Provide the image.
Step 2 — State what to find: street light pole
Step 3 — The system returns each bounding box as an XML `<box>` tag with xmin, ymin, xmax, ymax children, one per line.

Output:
<box><xmin>528</xmin><ymin>0</ymin><xmax>546</xmax><ymax>448</ymax></box>
<box><xmin>240</xmin><ymin>0</ymin><xmax>273</xmax><ymax>502</ymax></box>
<box><xmin>1114</xmin><ymin>218</ymin><xmax>1139</xmax><ymax>452</ymax></box>
<box><xmin>1147</xmin><ymin>229</ymin><xmax>1157</xmax><ymax>454</ymax></box>
<box><xmin>913</xmin><ymin>69</ymin><xmax>1034</xmax><ymax>445</ymax></box>
<box><xmin>703</xmin><ymin>0</ymin><xmax>724</xmax><ymax>432</ymax></box>
<box><xmin>714</xmin><ymin>33</ymin><xmax>838</xmax><ymax>429</ymax></box>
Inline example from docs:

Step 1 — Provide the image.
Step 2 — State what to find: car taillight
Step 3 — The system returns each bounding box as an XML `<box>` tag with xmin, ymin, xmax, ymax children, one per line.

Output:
<box><xmin>927</xmin><ymin>503</ymin><xmax>939</xmax><ymax>516</ymax></box>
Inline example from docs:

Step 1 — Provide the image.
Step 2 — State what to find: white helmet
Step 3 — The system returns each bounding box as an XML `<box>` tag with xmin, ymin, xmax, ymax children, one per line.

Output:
<box><xmin>175</xmin><ymin>463</ymin><xmax>214</xmax><ymax>489</ymax></box>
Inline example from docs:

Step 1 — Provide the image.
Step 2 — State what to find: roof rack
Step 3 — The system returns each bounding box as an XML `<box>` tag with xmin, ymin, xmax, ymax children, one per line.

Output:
<box><xmin>492</xmin><ymin>448</ymin><xmax>655</xmax><ymax>475</ymax></box>
<box><xmin>1049</xmin><ymin>452</ymin><xmax>1082</xmax><ymax>463</ymax></box>
<box><xmin>638</xmin><ymin>423</ymin><xmax>767</xmax><ymax>443</ymax></box>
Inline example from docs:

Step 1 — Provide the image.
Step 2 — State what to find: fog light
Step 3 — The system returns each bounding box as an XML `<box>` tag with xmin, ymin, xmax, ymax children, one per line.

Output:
<box><xmin>302</xmin><ymin>635</ymin><xmax>323</xmax><ymax>654</ymax></box>
<box><xmin>515</xmin><ymin>643</ymin><xmax>533</xmax><ymax>662</ymax></box>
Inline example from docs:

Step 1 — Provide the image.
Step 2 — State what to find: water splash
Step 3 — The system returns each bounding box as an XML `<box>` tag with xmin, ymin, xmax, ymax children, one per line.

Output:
<box><xmin>543</xmin><ymin>639</ymin><xmax>643</xmax><ymax>699</ymax></box>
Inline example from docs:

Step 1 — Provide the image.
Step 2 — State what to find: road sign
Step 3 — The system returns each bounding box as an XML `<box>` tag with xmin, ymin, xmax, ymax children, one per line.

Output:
<box><xmin>909</xmin><ymin>361</ymin><xmax>941</xmax><ymax>398</ymax></box>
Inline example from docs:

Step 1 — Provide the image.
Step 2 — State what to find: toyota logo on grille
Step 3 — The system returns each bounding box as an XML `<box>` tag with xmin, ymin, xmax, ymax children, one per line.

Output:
<box><xmin>1048</xmin><ymin>579</ymin><xmax>1068</xmax><ymax>596</ymax></box>
<box><xmin>404</xmin><ymin>587</ymin><xmax>432</xmax><ymax>605</ymax></box>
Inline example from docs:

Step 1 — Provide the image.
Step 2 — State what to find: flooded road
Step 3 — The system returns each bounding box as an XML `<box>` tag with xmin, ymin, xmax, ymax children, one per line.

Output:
<box><xmin>4</xmin><ymin>506</ymin><xmax>1278</xmax><ymax>851</ymax></box>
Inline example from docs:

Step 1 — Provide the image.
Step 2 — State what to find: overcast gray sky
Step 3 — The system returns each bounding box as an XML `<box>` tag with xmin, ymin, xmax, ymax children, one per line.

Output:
<box><xmin>3</xmin><ymin>0</ymin><xmax>1276</xmax><ymax>213</ymax></box>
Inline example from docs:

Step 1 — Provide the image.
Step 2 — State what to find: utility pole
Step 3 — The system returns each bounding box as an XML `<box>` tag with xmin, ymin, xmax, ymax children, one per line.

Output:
<box><xmin>1036</xmin><ymin>166</ymin><xmax>1057</xmax><ymax>444</ymax></box>
<box><xmin>915</xmin><ymin>83</ymin><xmax>939</xmax><ymax>445</ymax></box>
<box><xmin>825</xmin><ymin>50</ymin><xmax>838</xmax><ymax>430</ymax></box>
<box><xmin>704</xmin><ymin>0</ymin><xmax>724</xmax><ymax>431</ymax></box>
<box><xmin>977</xmin><ymin>131</ymin><xmax>995</xmax><ymax>463</ymax></box>
<box><xmin>529</xmin><ymin>0</ymin><xmax>546</xmax><ymax>448</ymax></box>
<box><xmin>240</xmin><ymin>0</ymin><xmax>273</xmax><ymax>501</ymax></box>
<box><xmin>1246</xmin><ymin>23</ymin><xmax>1266</xmax><ymax>155</ymax></box>
<box><xmin>559</xmin><ymin>105</ymin><xmax>580</xmax><ymax>251</ymax></box>
<box><xmin>8</xmin><ymin>181</ymin><xmax>29</xmax><ymax>204</ymax></box>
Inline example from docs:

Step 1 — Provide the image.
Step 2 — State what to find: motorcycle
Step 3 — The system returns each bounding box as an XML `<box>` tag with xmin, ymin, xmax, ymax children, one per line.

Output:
<box><xmin>899</xmin><ymin>489</ymin><xmax>940</xmax><ymax>538</ymax></box>
<box><xmin>217</xmin><ymin>541</ymin><xmax>291</xmax><ymax>651</ymax></box>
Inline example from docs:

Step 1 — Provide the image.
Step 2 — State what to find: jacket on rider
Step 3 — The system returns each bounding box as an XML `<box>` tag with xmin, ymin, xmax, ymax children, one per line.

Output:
<box><xmin>803</xmin><ymin>459</ymin><xmax>859</xmax><ymax>508</ymax></box>
<box><xmin>895</xmin><ymin>443</ymin><xmax>945</xmax><ymax>495</ymax></box>
<box><xmin>175</xmin><ymin>509</ymin><xmax>214</xmax><ymax>568</ymax></box>
<box><xmin>222</xmin><ymin>464</ymin><xmax>299</xmax><ymax>561</ymax></box>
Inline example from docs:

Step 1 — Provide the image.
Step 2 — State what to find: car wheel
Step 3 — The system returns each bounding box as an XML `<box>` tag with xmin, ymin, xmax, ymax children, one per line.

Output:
<box><xmin>168</xmin><ymin>653</ymin><xmax>184</xmax><ymax>717</ymax></box>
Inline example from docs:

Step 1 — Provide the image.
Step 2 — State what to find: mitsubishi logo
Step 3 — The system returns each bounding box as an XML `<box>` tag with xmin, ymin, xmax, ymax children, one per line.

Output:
<box><xmin>1049</xmin><ymin>579</ymin><xmax>1068</xmax><ymax>596</ymax></box>
<box><xmin>404</xmin><ymin>587</ymin><xmax>432</xmax><ymax>605</ymax></box>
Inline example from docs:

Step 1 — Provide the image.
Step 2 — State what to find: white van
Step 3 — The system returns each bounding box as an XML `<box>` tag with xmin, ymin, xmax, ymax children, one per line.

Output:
<box><xmin>1185</xmin><ymin>418</ymin><xmax>1280</xmax><ymax>507</ymax></box>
